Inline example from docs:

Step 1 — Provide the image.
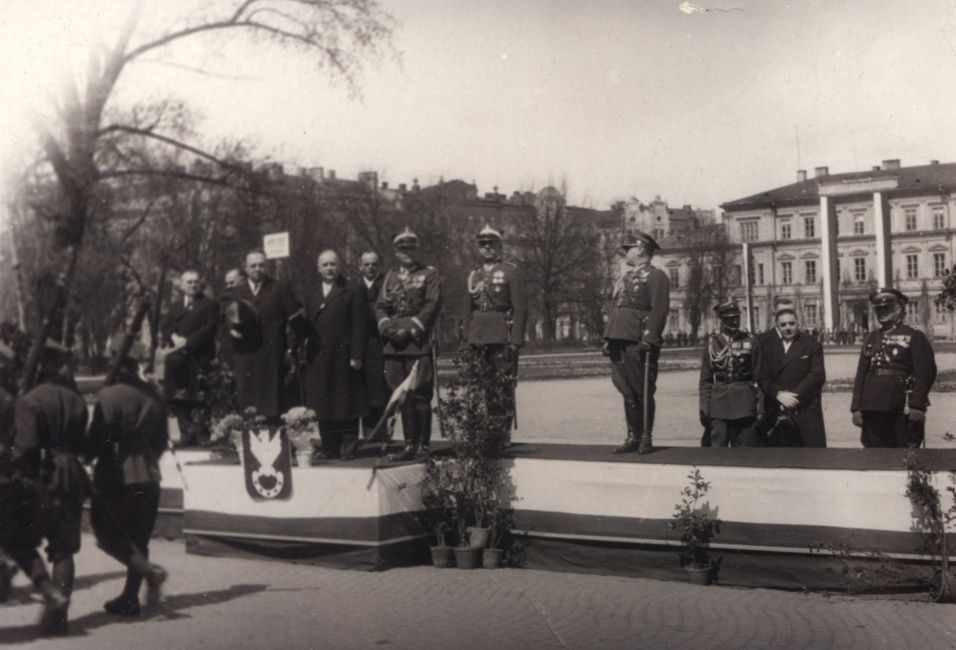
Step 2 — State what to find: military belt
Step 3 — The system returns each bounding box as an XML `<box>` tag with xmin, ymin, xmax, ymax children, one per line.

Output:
<box><xmin>616</xmin><ymin>307</ymin><xmax>651</xmax><ymax>316</ymax></box>
<box><xmin>873</xmin><ymin>369</ymin><xmax>909</xmax><ymax>377</ymax></box>
<box><xmin>479</xmin><ymin>305</ymin><xmax>511</xmax><ymax>313</ymax></box>
<box><xmin>713</xmin><ymin>374</ymin><xmax>751</xmax><ymax>384</ymax></box>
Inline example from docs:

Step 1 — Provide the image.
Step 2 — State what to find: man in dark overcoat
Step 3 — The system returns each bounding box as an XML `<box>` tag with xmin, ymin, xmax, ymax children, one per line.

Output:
<box><xmin>1</xmin><ymin>341</ymin><xmax>87</xmax><ymax>634</ymax></box>
<box><xmin>699</xmin><ymin>299</ymin><xmax>760</xmax><ymax>447</ymax></box>
<box><xmin>851</xmin><ymin>288</ymin><xmax>937</xmax><ymax>447</ymax></box>
<box><xmin>0</xmin><ymin>342</ymin><xmax>18</xmax><ymax>602</ymax></box>
<box><xmin>375</xmin><ymin>228</ymin><xmax>442</xmax><ymax>461</ymax></box>
<box><xmin>228</xmin><ymin>249</ymin><xmax>300</xmax><ymax>420</ymax></box>
<box><xmin>756</xmin><ymin>302</ymin><xmax>827</xmax><ymax>447</ymax></box>
<box><xmin>216</xmin><ymin>268</ymin><xmax>245</xmax><ymax>370</ymax></box>
<box><xmin>300</xmin><ymin>250</ymin><xmax>368</xmax><ymax>459</ymax></box>
<box><xmin>355</xmin><ymin>251</ymin><xmax>387</xmax><ymax>437</ymax></box>
<box><xmin>161</xmin><ymin>269</ymin><xmax>219</xmax><ymax>445</ymax></box>
<box><xmin>603</xmin><ymin>231</ymin><xmax>670</xmax><ymax>455</ymax></box>
<box><xmin>84</xmin><ymin>341</ymin><xmax>168</xmax><ymax>617</ymax></box>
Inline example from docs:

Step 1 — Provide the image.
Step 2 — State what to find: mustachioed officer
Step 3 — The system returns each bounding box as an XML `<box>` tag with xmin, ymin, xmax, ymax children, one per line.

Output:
<box><xmin>374</xmin><ymin>228</ymin><xmax>442</xmax><ymax>461</ymax></box>
<box><xmin>603</xmin><ymin>231</ymin><xmax>670</xmax><ymax>454</ymax></box>
<box><xmin>851</xmin><ymin>288</ymin><xmax>937</xmax><ymax>447</ymax></box>
<box><xmin>699</xmin><ymin>299</ymin><xmax>760</xmax><ymax>447</ymax></box>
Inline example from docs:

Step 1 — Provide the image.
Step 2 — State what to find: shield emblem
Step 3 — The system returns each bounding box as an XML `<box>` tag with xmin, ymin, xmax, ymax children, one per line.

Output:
<box><xmin>242</xmin><ymin>427</ymin><xmax>293</xmax><ymax>500</ymax></box>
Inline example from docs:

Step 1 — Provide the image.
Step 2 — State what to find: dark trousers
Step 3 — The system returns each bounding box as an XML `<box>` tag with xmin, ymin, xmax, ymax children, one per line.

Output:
<box><xmin>361</xmin><ymin>406</ymin><xmax>385</xmax><ymax>439</ymax></box>
<box><xmin>90</xmin><ymin>481</ymin><xmax>160</xmax><ymax>566</ymax></box>
<box><xmin>609</xmin><ymin>341</ymin><xmax>659</xmax><ymax>436</ymax></box>
<box><xmin>384</xmin><ymin>355</ymin><xmax>434</xmax><ymax>447</ymax></box>
<box><xmin>711</xmin><ymin>417</ymin><xmax>759</xmax><ymax>447</ymax></box>
<box><xmin>861</xmin><ymin>411</ymin><xmax>923</xmax><ymax>448</ymax></box>
<box><xmin>318</xmin><ymin>418</ymin><xmax>360</xmax><ymax>457</ymax></box>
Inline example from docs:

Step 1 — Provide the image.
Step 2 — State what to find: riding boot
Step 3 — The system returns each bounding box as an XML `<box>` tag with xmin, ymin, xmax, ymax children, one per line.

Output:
<box><xmin>637</xmin><ymin>432</ymin><xmax>653</xmax><ymax>455</ymax></box>
<box><xmin>614</xmin><ymin>400</ymin><xmax>642</xmax><ymax>454</ymax></box>
<box><xmin>391</xmin><ymin>406</ymin><xmax>418</xmax><ymax>461</ymax></box>
<box><xmin>37</xmin><ymin>579</ymin><xmax>69</xmax><ymax>635</ymax></box>
<box><xmin>415</xmin><ymin>399</ymin><xmax>432</xmax><ymax>459</ymax></box>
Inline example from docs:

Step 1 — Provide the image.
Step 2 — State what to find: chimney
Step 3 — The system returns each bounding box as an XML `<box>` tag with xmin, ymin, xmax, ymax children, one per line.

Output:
<box><xmin>931</xmin><ymin>160</ymin><xmax>940</xmax><ymax>165</ymax></box>
<box><xmin>398</xmin><ymin>183</ymin><xmax>407</xmax><ymax>192</ymax></box>
<box><xmin>796</xmin><ymin>169</ymin><xmax>807</xmax><ymax>182</ymax></box>
<box><xmin>305</xmin><ymin>167</ymin><xmax>324</xmax><ymax>182</ymax></box>
<box><xmin>882</xmin><ymin>159</ymin><xmax>901</xmax><ymax>170</ymax></box>
<box><xmin>381</xmin><ymin>181</ymin><xmax>389</xmax><ymax>190</ymax></box>
<box><xmin>814</xmin><ymin>166</ymin><xmax>828</xmax><ymax>178</ymax></box>
<box><xmin>328</xmin><ymin>169</ymin><xmax>336</xmax><ymax>180</ymax></box>
<box><xmin>872</xmin><ymin>166</ymin><xmax>881</xmax><ymax>171</ymax></box>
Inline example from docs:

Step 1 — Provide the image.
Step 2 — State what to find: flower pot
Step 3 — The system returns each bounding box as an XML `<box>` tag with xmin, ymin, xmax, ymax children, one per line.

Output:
<box><xmin>685</xmin><ymin>564</ymin><xmax>713</xmax><ymax>586</ymax></box>
<box><xmin>295</xmin><ymin>450</ymin><xmax>313</xmax><ymax>468</ymax></box>
<box><xmin>467</xmin><ymin>526</ymin><xmax>491</xmax><ymax>549</ymax></box>
<box><xmin>430</xmin><ymin>545</ymin><xmax>454</xmax><ymax>568</ymax></box>
<box><xmin>453</xmin><ymin>546</ymin><xmax>482</xmax><ymax>570</ymax></box>
<box><xmin>482</xmin><ymin>548</ymin><xmax>504</xmax><ymax>569</ymax></box>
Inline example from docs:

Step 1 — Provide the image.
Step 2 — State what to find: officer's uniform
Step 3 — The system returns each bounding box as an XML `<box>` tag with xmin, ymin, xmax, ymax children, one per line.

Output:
<box><xmin>375</xmin><ymin>228</ymin><xmax>442</xmax><ymax>460</ymax></box>
<box><xmin>699</xmin><ymin>300</ymin><xmax>759</xmax><ymax>447</ymax></box>
<box><xmin>851</xmin><ymin>289</ymin><xmax>937</xmax><ymax>448</ymax></box>
<box><xmin>603</xmin><ymin>231</ymin><xmax>670</xmax><ymax>454</ymax></box>
<box><xmin>463</xmin><ymin>225</ymin><xmax>528</xmax><ymax>447</ymax></box>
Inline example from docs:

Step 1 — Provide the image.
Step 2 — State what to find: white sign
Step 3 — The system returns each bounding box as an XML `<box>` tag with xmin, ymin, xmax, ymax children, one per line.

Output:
<box><xmin>263</xmin><ymin>232</ymin><xmax>290</xmax><ymax>259</ymax></box>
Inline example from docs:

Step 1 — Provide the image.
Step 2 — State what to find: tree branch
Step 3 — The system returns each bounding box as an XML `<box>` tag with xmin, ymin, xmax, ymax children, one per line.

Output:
<box><xmin>98</xmin><ymin>124</ymin><xmax>244</xmax><ymax>170</ymax></box>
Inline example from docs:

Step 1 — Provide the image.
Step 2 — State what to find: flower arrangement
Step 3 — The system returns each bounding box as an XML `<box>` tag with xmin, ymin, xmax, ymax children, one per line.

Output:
<box><xmin>281</xmin><ymin>406</ymin><xmax>320</xmax><ymax>453</ymax></box>
<box><xmin>210</xmin><ymin>407</ymin><xmax>267</xmax><ymax>454</ymax></box>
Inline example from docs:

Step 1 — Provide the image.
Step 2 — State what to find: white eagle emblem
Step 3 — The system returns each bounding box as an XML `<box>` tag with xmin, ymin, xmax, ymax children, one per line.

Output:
<box><xmin>249</xmin><ymin>428</ymin><xmax>285</xmax><ymax>498</ymax></box>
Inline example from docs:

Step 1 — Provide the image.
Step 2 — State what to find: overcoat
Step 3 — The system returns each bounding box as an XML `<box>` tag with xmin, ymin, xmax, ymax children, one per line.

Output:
<box><xmin>355</xmin><ymin>274</ymin><xmax>388</xmax><ymax>408</ymax></box>
<box><xmin>161</xmin><ymin>294</ymin><xmax>220</xmax><ymax>363</ymax></box>
<box><xmin>756</xmin><ymin>329</ymin><xmax>827</xmax><ymax>447</ymax></box>
<box><xmin>229</xmin><ymin>276</ymin><xmax>299</xmax><ymax>418</ymax></box>
<box><xmin>301</xmin><ymin>276</ymin><xmax>369</xmax><ymax>420</ymax></box>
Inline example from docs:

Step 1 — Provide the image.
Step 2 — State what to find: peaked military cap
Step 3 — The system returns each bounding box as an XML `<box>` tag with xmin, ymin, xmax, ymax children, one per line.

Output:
<box><xmin>477</xmin><ymin>224</ymin><xmax>503</xmax><ymax>242</ymax></box>
<box><xmin>870</xmin><ymin>287</ymin><xmax>908</xmax><ymax>306</ymax></box>
<box><xmin>621</xmin><ymin>230</ymin><xmax>661</xmax><ymax>253</ymax></box>
<box><xmin>393</xmin><ymin>227</ymin><xmax>420</xmax><ymax>249</ymax></box>
<box><xmin>714</xmin><ymin>299</ymin><xmax>741</xmax><ymax>317</ymax></box>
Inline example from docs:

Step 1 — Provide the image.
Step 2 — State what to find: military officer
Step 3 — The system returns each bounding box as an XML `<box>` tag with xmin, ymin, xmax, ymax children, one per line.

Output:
<box><xmin>699</xmin><ymin>299</ymin><xmax>760</xmax><ymax>447</ymax></box>
<box><xmin>463</xmin><ymin>225</ymin><xmax>528</xmax><ymax>449</ymax></box>
<box><xmin>851</xmin><ymin>288</ymin><xmax>937</xmax><ymax>447</ymax></box>
<box><xmin>374</xmin><ymin>228</ymin><xmax>442</xmax><ymax>461</ymax></box>
<box><xmin>603</xmin><ymin>231</ymin><xmax>670</xmax><ymax>454</ymax></box>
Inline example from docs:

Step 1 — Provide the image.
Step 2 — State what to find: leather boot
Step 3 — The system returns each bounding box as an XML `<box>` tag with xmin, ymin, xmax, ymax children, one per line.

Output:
<box><xmin>637</xmin><ymin>433</ymin><xmax>653</xmax><ymax>455</ymax></box>
<box><xmin>415</xmin><ymin>400</ymin><xmax>432</xmax><ymax>460</ymax></box>
<box><xmin>38</xmin><ymin>582</ymin><xmax>69</xmax><ymax>635</ymax></box>
<box><xmin>0</xmin><ymin>562</ymin><xmax>13</xmax><ymax>603</ymax></box>
<box><xmin>389</xmin><ymin>406</ymin><xmax>419</xmax><ymax>461</ymax></box>
<box><xmin>614</xmin><ymin>400</ymin><xmax>642</xmax><ymax>454</ymax></box>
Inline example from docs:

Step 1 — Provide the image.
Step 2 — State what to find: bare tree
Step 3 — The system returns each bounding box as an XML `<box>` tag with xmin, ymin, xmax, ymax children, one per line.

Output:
<box><xmin>677</xmin><ymin>224</ymin><xmax>737</xmax><ymax>341</ymax></box>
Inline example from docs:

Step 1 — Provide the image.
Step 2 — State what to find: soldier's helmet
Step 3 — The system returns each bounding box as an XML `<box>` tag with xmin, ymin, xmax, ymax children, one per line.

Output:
<box><xmin>714</xmin><ymin>299</ymin><xmax>741</xmax><ymax>319</ymax></box>
<box><xmin>621</xmin><ymin>230</ymin><xmax>661</xmax><ymax>254</ymax></box>
<box><xmin>393</xmin><ymin>227</ymin><xmax>420</xmax><ymax>251</ymax></box>
<box><xmin>477</xmin><ymin>225</ymin><xmax>503</xmax><ymax>243</ymax></box>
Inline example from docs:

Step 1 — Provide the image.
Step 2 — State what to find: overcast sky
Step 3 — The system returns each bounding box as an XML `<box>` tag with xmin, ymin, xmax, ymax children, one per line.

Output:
<box><xmin>3</xmin><ymin>0</ymin><xmax>956</xmax><ymax>210</ymax></box>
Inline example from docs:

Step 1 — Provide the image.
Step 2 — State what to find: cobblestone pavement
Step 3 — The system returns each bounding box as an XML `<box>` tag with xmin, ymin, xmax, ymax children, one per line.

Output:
<box><xmin>1</xmin><ymin>535</ymin><xmax>955</xmax><ymax>649</ymax></box>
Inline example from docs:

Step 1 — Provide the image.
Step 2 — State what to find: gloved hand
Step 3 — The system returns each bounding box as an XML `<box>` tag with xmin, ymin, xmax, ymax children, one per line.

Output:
<box><xmin>601</xmin><ymin>341</ymin><xmax>611</xmax><ymax>357</ymax></box>
<box><xmin>851</xmin><ymin>411</ymin><xmax>863</xmax><ymax>428</ymax></box>
<box><xmin>391</xmin><ymin>329</ymin><xmax>411</xmax><ymax>348</ymax></box>
<box><xmin>908</xmin><ymin>409</ymin><xmax>926</xmax><ymax>424</ymax></box>
<box><xmin>409</xmin><ymin>326</ymin><xmax>424</xmax><ymax>344</ymax></box>
<box><xmin>380</xmin><ymin>320</ymin><xmax>397</xmax><ymax>340</ymax></box>
<box><xmin>49</xmin><ymin>451</ymin><xmax>88</xmax><ymax>500</ymax></box>
<box><xmin>637</xmin><ymin>340</ymin><xmax>656</xmax><ymax>353</ymax></box>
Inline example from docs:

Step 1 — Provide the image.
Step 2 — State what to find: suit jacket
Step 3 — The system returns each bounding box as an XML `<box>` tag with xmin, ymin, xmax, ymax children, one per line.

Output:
<box><xmin>756</xmin><ymin>329</ymin><xmax>827</xmax><ymax>447</ymax></box>
<box><xmin>301</xmin><ymin>276</ymin><xmax>369</xmax><ymax>420</ymax></box>
<box><xmin>161</xmin><ymin>294</ymin><xmax>220</xmax><ymax>362</ymax></box>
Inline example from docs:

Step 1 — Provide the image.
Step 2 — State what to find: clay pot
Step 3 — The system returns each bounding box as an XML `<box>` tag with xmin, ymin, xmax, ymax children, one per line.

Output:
<box><xmin>430</xmin><ymin>546</ymin><xmax>454</xmax><ymax>568</ymax></box>
<box><xmin>453</xmin><ymin>546</ymin><xmax>482</xmax><ymax>570</ymax></box>
<box><xmin>467</xmin><ymin>526</ymin><xmax>491</xmax><ymax>549</ymax></box>
<box><xmin>685</xmin><ymin>564</ymin><xmax>714</xmax><ymax>585</ymax></box>
<box><xmin>482</xmin><ymin>548</ymin><xmax>504</xmax><ymax>569</ymax></box>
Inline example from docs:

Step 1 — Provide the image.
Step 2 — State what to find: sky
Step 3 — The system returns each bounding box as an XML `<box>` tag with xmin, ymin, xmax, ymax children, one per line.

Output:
<box><xmin>3</xmin><ymin>0</ymin><xmax>956</xmax><ymax>211</ymax></box>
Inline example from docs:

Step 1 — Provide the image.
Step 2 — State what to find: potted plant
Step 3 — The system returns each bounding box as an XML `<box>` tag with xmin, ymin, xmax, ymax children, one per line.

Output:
<box><xmin>281</xmin><ymin>406</ymin><xmax>320</xmax><ymax>467</ymax></box>
<box><xmin>482</xmin><ymin>509</ymin><xmax>512</xmax><ymax>569</ymax></box>
<box><xmin>670</xmin><ymin>466</ymin><xmax>720</xmax><ymax>585</ymax></box>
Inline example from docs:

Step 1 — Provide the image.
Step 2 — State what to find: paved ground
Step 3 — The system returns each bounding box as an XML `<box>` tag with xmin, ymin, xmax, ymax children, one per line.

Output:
<box><xmin>1</xmin><ymin>534</ymin><xmax>955</xmax><ymax>649</ymax></box>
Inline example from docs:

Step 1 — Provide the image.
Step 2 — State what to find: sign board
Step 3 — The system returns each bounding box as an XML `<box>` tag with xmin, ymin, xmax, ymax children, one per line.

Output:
<box><xmin>263</xmin><ymin>232</ymin><xmax>290</xmax><ymax>259</ymax></box>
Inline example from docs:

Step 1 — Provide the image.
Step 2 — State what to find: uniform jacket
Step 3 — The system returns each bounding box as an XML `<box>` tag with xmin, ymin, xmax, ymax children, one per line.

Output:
<box><xmin>161</xmin><ymin>293</ymin><xmax>220</xmax><ymax>362</ymax></box>
<box><xmin>375</xmin><ymin>262</ymin><xmax>442</xmax><ymax>357</ymax></box>
<box><xmin>84</xmin><ymin>370</ymin><xmax>168</xmax><ymax>486</ymax></box>
<box><xmin>300</xmin><ymin>275</ymin><xmax>369</xmax><ymax>420</ymax></box>
<box><xmin>355</xmin><ymin>274</ymin><xmax>388</xmax><ymax>407</ymax></box>
<box><xmin>229</xmin><ymin>276</ymin><xmax>300</xmax><ymax>417</ymax></box>
<box><xmin>756</xmin><ymin>329</ymin><xmax>827</xmax><ymax>447</ymax></box>
<box><xmin>463</xmin><ymin>261</ymin><xmax>528</xmax><ymax>346</ymax></box>
<box><xmin>604</xmin><ymin>263</ymin><xmax>670</xmax><ymax>344</ymax></box>
<box><xmin>10</xmin><ymin>378</ymin><xmax>88</xmax><ymax>481</ymax></box>
<box><xmin>699</xmin><ymin>329</ymin><xmax>758</xmax><ymax>420</ymax></box>
<box><xmin>850</xmin><ymin>322</ymin><xmax>937</xmax><ymax>413</ymax></box>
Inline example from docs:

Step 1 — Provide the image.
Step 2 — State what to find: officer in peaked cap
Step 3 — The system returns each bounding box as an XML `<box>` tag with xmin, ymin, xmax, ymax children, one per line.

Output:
<box><xmin>603</xmin><ymin>230</ymin><xmax>670</xmax><ymax>454</ymax></box>
<box><xmin>463</xmin><ymin>224</ymin><xmax>528</xmax><ymax>452</ymax></box>
<box><xmin>851</xmin><ymin>288</ymin><xmax>937</xmax><ymax>447</ymax></box>
<box><xmin>375</xmin><ymin>227</ymin><xmax>442</xmax><ymax>461</ymax></box>
<box><xmin>699</xmin><ymin>298</ymin><xmax>760</xmax><ymax>447</ymax></box>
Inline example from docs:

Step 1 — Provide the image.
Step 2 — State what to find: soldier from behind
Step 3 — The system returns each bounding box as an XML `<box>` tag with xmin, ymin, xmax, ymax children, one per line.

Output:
<box><xmin>0</xmin><ymin>340</ymin><xmax>88</xmax><ymax>635</ymax></box>
<box><xmin>602</xmin><ymin>231</ymin><xmax>670</xmax><ymax>455</ymax></box>
<box><xmin>851</xmin><ymin>288</ymin><xmax>937</xmax><ymax>447</ymax></box>
<box><xmin>699</xmin><ymin>299</ymin><xmax>760</xmax><ymax>447</ymax></box>
<box><xmin>463</xmin><ymin>225</ymin><xmax>528</xmax><ymax>449</ymax></box>
<box><xmin>375</xmin><ymin>228</ymin><xmax>442</xmax><ymax>461</ymax></box>
<box><xmin>85</xmin><ymin>341</ymin><xmax>169</xmax><ymax>617</ymax></box>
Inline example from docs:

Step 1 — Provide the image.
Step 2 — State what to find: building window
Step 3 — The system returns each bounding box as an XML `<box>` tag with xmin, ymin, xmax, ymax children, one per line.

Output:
<box><xmin>803</xmin><ymin>216</ymin><xmax>815</xmax><ymax>238</ymax></box>
<box><xmin>837</xmin><ymin>259</ymin><xmax>842</xmax><ymax>281</ymax></box>
<box><xmin>752</xmin><ymin>306</ymin><xmax>760</xmax><ymax>329</ymax></box>
<box><xmin>934</xmin><ymin>253</ymin><xmax>947</xmax><ymax>278</ymax></box>
<box><xmin>935</xmin><ymin>300</ymin><xmax>947</xmax><ymax>323</ymax></box>
<box><xmin>933</xmin><ymin>207</ymin><xmax>946</xmax><ymax>230</ymax></box>
<box><xmin>669</xmin><ymin>309</ymin><xmax>679</xmax><ymax>330</ymax></box>
<box><xmin>906</xmin><ymin>254</ymin><xmax>919</xmax><ymax>279</ymax></box>
<box><xmin>756</xmin><ymin>263</ymin><xmax>764</xmax><ymax>285</ymax></box>
<box><xmin>654</xmin><ymin>228</ymin><xmax>665</xmax><ymax>240</ymax></box>
<box><xmin>835</xmin><ymin>217</ymin><xmax>840</xmax><ymax>236</ymax></box>
<box><xmin>781</xmin><ymin>222</ymin><xmax>791</xmax><ymax>240</ymax></box>
<box><xmin>906</xmin><ymin>300</ymin><xmax>919</xmax><ymax>319</ymax></box>
<box><xmin>905</xmin><ymin>207</ymin><xmax>917</xmax><ymax>231</ymax></box>
<box><xmin>805</xmin><ymin>260</ymin><xmax>817</xmax><ymax>284</ymax></box>
<box><xmin>781</xmin><ymin>261</ymin><xmax>792</xmax><ymax>285</ymax></box>
<box><xmin>854</xmin><ymin>257</ymin><xmax>866</xmax><ymax>282</ymax></box>
<box><xmin>853</xmin><ymin>214</ymin><xmax>865</xmax><ymax>235</ymax></box>
<box><xmin>805</xmin><ymin>304</ymin><xmax>817</xmax><ymax>325</ymax></box>
<box><xmin>740</xmin><ymin>221</ymin><xmax>758</xmax><ymax>242</ymax></box>
<box><xmin>669</xmin><ymin>267</ymin><xmax>680</xmax><ymax>288</ymax></box>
